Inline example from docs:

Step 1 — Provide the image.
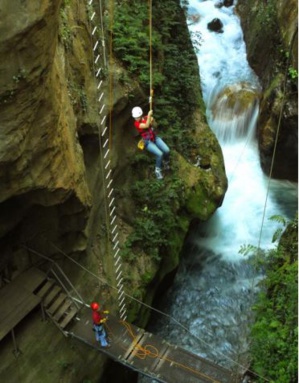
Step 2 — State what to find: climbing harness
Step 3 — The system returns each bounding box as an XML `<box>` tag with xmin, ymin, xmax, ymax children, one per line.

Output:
<box><xmin>137</xmin><ymin>139</ymin><xmax>145</xmax><ymax>150</ymax></box>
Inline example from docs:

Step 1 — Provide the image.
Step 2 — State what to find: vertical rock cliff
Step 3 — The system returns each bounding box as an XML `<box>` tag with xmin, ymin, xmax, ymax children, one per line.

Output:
<box><xmin>0</xmin><ymin>0</ymin><xmax>95</xmax><ymax>269</ymax></box>
<box><xmin>237</xmin><ymin>0</ymin><xmax>298</xmax><ymax>181</ymax></box>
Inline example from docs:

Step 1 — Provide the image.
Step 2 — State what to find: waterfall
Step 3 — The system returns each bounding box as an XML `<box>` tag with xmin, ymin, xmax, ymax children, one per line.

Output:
<box><xmin>186</xmin><ymin>0</ymin><xmax>297</xmax><ymax>260</ymax></box>
<box><xmin>139</xmin><ymin>0</ymin><xmax>297</xmax><ymax>381</ymax></box>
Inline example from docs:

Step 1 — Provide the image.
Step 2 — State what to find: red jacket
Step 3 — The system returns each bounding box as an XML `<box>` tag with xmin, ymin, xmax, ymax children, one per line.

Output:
<box><xmin>92</xmin><ymin>310</ymin><xmax>103</xmax><ymax>325</ymax></box>
<box><xmin>134</xmin><ymin>116</ymin><xmax>156</xmax><ymax>142</ymax></box>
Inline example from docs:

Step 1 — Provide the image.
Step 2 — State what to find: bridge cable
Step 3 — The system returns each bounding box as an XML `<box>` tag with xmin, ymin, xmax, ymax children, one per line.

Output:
<box><xmin>228</xmin><ymin>25</ymin><xmax>297</xmax><ymax>382</ymax></box>
<box><xmin>216</xmin><ymin>25</ymin><xmax>298</xmax><ymax>381</ymax></box>
<box><xmin>226</xmin><ymin>27</ymin><xmax>298</xmax><ymax>382</ymax></box>
<box><xmin>256</xmin><ymin>24</ymin><xmax>298</xmax><ymax>250</ymax></box>
<box><xmin>225</xmin><ymin>27</ymin><xmax>298</xmax><ymax>382</ymax></box>
<box><xmin>26</xmin><ymin>242</ymin><xmax>269</xmax><ymax>382</ymax></box>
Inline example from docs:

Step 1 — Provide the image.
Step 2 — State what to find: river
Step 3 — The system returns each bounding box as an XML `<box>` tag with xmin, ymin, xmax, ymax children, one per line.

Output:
<box><xmin>139</xmin><ymin>0</ymin><xmax>297</xmax><ymax>381</ymax></box>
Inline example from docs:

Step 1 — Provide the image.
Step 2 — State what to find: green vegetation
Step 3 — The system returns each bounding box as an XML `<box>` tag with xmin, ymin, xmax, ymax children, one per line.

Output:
<box><xmin>112</xmin><ymin>0</ymin><xmax>207</xmax><ymax>268</ymax></box>
<box><xmin>57</xmin><ymin>359</ymin><xmax>72</xmax><ymax>370</ymax></box>
<box><xmin>121</xmin><ymin>174</ymin><xmax>186</xmax><ymax>263</ymax></box>
<box><xmin>67</xmin><ymin>80</ymin><xmax>88</xmax><ymax>113</ymax></box>
<box><xmin>59</xmin><ymin>1</ymin><xmax>73</xmax><ymax>50</ymax></box>
<box><xmin>112</xmin><ymin>0</ymin><xmax>203</xmax><ymax>156</ymax></box>
<box><xmin>282</xmin><ymin>50</ymin><xmax>298</xmax><ymax>81</ymax></box>
<box><xmin>288</xmin><ymin>66</ymin><xmax>298</xmax><ymax>81</ymax></box>
<box><xmin>249</xmin><ymin>0</ymin><xmax>298</xmax><ymax>89</ymax></box>
<box><xmin>240</xmin><ymin>215</ymin><xmax>298</xmax><ymax>383</ymax></box>
<box><xmin>12</xmin><ymin>68</ymin><xmax>27</xmax><ymax>83</ymax></box>
<box><xmin>255</xmin><ymin>0</ymin><xmax>277</xmax><ymax>29</ymax></box>
<box><xmin>0</xmin><ymin>68</ymin><xmax>28</xmax><ymax>105</ymax></box>
<box><xmin>112</xmin><ymin>2</ymin><xmax>157</xmax><ymax>86</ymax></box>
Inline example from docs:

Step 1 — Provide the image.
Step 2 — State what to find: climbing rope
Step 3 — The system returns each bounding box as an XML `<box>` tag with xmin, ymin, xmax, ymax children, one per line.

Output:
<box><xmin>149</xmin><ymin>0</ymin><xmax>153</xmax><ymax>109</ymax></box>
<box><xmin>87</xmin><ymin>0</ymin><xmax>127</xmax><ymax>321</ymax></box>
<box><xmin>108</xmin><ymin>321</ymin><xmax>226</xmax><ymax>383</ymax></box>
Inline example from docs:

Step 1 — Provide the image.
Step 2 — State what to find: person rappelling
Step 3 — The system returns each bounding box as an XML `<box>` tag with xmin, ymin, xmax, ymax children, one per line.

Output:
<box><xmin>132</xmin><ymin>106</ymin><xmax>170</xmax><ymax>179</ymax></box>
<box><xmin>131</xmin><ymin>0</ymin><xmax>170</xmax><ymax>180</ymax></box>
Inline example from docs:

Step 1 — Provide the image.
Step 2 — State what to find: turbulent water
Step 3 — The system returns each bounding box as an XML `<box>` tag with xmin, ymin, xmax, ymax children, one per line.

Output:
<box><xmin>139</xmin><ymin>0</ymin><xmax>297</xmax><ymax>381</ymax></box>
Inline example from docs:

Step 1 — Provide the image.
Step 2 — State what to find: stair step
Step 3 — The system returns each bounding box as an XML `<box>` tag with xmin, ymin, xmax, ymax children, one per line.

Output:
<box><xmin>36</xmin><ymin>280</ymin><xmax>55</xmax><ymax>299</ymax></box>
<box><xmin>43</xmin><ymin>285</ymin><xmax>62</xmax><ymax>308</ymax></box>
<box><xmin>59</xmin><ymin>306</ymin><xmax>78</xmax><ymax>329</ymax></box>
<box><xmin>53</xmin><ymin>298</ymin><xmax>73</xmax><ymax>322</ymax></box>
<box><xmin>47</xmin><ymin>293</ymin><xmax>67</xmax><ymax>315</ymax></box>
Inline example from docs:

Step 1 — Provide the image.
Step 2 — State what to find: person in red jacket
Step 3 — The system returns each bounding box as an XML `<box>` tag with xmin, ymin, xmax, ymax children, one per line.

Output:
<box><xmin>132</xmin><ymin>106</ymin><xmax>170</xmax><ymax>180</ymax></box>
<box><xmin>90</xmin><ymin>302</ymin><xmax>110</xmax><ymax>348</ymax></box>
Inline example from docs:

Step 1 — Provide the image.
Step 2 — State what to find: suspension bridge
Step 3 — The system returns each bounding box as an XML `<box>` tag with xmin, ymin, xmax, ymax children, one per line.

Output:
<box><xmin>0</xmin><ymin>266</ymin><xmax>243</xmax><ymax>383</ymax></box>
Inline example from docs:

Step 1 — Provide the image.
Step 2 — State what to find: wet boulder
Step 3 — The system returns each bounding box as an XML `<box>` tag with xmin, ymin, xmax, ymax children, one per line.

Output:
<box><xmin>215</xmin><ymin>0</ymin><xmax>234</xmax><ymax>8</ymax></box>
<box><xmin>207</xmin><ymin>18</ymin><xmax>224</xmax><ymax>33</ymax></box>
<box><xmin>223</xmin><ymin>0</ymin><xmax>234</xmax><ymax>7</ymax></box>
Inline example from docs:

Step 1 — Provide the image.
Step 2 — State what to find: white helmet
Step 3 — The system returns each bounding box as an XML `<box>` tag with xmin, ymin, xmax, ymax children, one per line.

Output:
<box><xmin>132</xmin><ymin>106</ymin><xmax>143</xmax><ymax>118</ymax></box>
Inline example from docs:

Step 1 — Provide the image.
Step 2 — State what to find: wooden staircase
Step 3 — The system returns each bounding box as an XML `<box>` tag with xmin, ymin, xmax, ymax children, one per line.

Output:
<box><xmin>34</xmin><ymin>273</ymin><xmax>80</xmax><ymax>334</ymax></box>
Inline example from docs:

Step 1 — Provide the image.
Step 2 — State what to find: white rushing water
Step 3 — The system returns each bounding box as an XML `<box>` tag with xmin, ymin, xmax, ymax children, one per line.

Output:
<box><xmin>139</xmin><ymin>0</ymin><xmax>297</xmax><ymax>381</ymax></box>
<box><xmin>187</xmin><ymin>0</ymin><xmax>297</xmax><ymax>261</ymax></box>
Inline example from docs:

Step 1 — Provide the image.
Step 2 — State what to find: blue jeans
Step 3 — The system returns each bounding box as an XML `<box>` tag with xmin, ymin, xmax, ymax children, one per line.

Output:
<box><xmin>145</xmin><ymin>136</ymin><xmax>170</xmax><ymax>169</ymax></box>
<box><xmin>93</xmin><ymin>324</ymin><xmax>109</xmax><ymax>347</ymax></box>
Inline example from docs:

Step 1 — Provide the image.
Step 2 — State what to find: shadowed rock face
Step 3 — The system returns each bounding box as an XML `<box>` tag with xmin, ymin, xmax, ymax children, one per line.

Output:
<box><xmin>237</xmin><ymin>0</ymin><xmax>298</xmax><ymax>181</ymax></box>
<box><xmin>0</xmin><ymin>0</ymin><xmax>92</xmax><ymax>261</ymax></box>
<box><xmin>258</xmin><ymin>83</ymin><xmax>298</xmax><ymax>181</ymax></box>
<box><xmin>0</xmin><ymin>0</ymin><xmax>90</xmax><ymax>202</ymax></box>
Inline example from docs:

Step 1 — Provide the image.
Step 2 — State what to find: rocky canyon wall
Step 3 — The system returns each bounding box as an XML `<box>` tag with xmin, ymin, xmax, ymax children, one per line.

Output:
<box><xmin>237</xmin><ymin>0</ymin><xmax>298</xmax><ymax>181</ymax></box>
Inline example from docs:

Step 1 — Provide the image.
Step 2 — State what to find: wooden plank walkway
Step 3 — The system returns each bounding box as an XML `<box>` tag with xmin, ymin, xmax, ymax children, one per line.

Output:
<box><xmin>0</xmin><ymin>268</ymin><xmax>47</xmax><ymax>341</ymax></box>
<box><xmin>69</xmin><ymin>307</ymin><xmax>239</xmax><ymax>383</ymax></box>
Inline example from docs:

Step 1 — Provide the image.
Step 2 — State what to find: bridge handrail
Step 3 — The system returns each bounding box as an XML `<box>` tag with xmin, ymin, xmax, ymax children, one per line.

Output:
<box><xmin>24</xmin><ymin>246</ymin><xmax>85</xmax><ymax>311</ymax></box>
<box><xmin>49</xmin><ymin>266</ymin><xmax>81</xmax><ymax>310</ymax></box>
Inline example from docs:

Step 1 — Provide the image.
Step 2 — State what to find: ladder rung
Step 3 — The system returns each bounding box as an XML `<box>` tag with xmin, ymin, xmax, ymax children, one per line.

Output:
<box><xmin>44</xmin><ymin>285</ymin><xmax>62</xmax><ymax>308</ymax></box>
<box><xmin>47</xmin><ymin>293</ymin><xmax>67</xmax><ymax>316</ymax></box>
<box><xmin>36</xmin><ymin>280</ymin><xmax>55</xmax><ymax>299</ymax></box>
<box><xmin>59</xmin><ymin>306</ymin><xmax>78</xmax><ymax>329</ymax></box>
<box><xmin>53</xmin><ymin>299</ymin><xmax>72</xmax><ymax>322</ymax></box>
